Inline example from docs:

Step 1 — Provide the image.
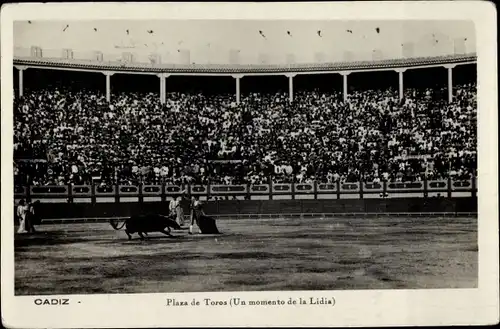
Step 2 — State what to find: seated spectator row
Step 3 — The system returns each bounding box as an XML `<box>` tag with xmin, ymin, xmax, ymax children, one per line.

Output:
<box><xmin>13</xmin><ymin>82</ymin><xmax>477</xmax><ymax>186</ymax></box>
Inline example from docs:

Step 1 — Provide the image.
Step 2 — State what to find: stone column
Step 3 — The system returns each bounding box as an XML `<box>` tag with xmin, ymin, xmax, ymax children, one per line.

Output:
<box><xmin>395</xmin><ymin>68</ymin><xmax>406</xmax><ymax>101</ymax></box>
<box><xmin>158</xmin><ymin>73</ymin><xmax>167</xmax><ymax>104</ymax></box>
<box><xmin>157</xmin><ymin>73</ymin><xmax>162</xmax><ymax>104</ymax></box>
<box><xmin>104</xmin><ymin>72</ymin><xmax>115</xmax><ymax>102</ymax></box>
<box><xmin>16</xmin><ymin>66</ymin><xmax>26</xmax><ymax>98</ymax></box>
<box><xmin>445</xmin><ymin>64</ymin><xmax>456</xmax><ymax>103</ymax></box>
<box><xmin>286</xmin><ymin>73</ymin><xmax>296</xmax><ymax>103</ymax></box>
<box><xmin>232</xmin><ymin>74</ymin><xmax>243</xmax><ymax>104</ymax></box>
<box><xmin>340</xmin><ymin>71</ymin><xmax>351</xmax><ymax>102</ymax></box>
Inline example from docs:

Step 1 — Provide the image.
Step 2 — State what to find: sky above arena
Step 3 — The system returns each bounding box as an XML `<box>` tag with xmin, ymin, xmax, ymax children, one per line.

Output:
<box><xmin>14</xmin><ymin>20</ymin><xmax>476</xmax><ymax>64</ymax></box>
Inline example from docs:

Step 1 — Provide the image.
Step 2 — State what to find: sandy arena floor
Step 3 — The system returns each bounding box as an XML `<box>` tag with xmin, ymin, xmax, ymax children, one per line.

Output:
<box><xmin>14</xmin><ymin>216</ymin><xmax>477</xmax><ymax>295</ymax></box>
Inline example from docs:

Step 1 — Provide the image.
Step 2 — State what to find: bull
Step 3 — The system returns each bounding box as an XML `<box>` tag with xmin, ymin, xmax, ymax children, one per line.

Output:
<box><xmin>110</xmin><ymin>214</ymin><xmax>181</xmax><ymax>240</ymax></box>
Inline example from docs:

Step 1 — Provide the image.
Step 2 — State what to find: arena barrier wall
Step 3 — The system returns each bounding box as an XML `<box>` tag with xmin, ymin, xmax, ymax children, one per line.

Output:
<box><xmin>14</xmin><ymin>178</ymin><xmax>477</xmax><ymax>202</ymax></box>
<box><xmin>31</xmin><ymin>197</ymin><xmax>477</xmax><ymax>220</ymax></box>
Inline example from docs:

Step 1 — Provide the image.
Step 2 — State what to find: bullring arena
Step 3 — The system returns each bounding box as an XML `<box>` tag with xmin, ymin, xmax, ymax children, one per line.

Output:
<box><xmin>15</xmin><ymin>188</ymin><xmax>478</xmax><ymax>294</ymax></box>
<box><xmin>15</xmin><ymin>214</ymin><xmax>477</xmax><ymax>294</ymax></box>
<box><xmin>13</xmin><ymin>21</ymin><xmax>478</xmax><ymax>294</ymax></box>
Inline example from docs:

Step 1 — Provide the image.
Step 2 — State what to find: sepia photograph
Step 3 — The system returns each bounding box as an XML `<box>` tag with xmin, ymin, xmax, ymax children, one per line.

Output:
<box><xmin>1</xmin><ymin>2</ymin><xmax>498</xmax><ymax>328</ymax></box>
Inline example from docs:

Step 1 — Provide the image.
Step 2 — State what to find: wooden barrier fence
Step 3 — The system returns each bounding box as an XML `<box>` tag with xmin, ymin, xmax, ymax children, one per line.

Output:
<box><xmin>14</xmin><ymin>177</ymin><xmax>477</xmax><ymax>204</ymax></box>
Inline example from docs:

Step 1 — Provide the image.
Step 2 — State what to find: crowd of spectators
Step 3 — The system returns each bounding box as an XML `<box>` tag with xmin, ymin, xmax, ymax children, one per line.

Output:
<box><xmin>13</xmin><ymin>80</ymin><xmax>477</xmax><ymax>187</ymax></box>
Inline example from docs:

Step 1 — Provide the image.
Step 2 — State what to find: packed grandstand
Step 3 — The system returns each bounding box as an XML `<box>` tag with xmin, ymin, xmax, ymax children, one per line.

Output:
<box><xmin>13</xmin><ymin>66</ymin><xmax>477</xmax><ymax>188</ymax></box>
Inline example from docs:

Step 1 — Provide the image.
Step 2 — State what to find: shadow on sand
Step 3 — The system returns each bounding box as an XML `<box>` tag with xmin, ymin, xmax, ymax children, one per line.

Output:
<box><xmin>15</xmin><ymin>229</ymin><xmax>226</xmax><ymax>248</ymax></box>
<box><xmin>14</xmin><ymin>231</ymin><xmax>88</xmax><ymax>247</ymax></box>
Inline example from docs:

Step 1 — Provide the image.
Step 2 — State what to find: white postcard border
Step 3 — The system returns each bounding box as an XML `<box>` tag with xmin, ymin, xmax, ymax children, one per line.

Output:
<box><xmin>1</xmin><ymin>2</ymin><xmax>498</xmax><ymax>328</ymax></box>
